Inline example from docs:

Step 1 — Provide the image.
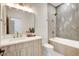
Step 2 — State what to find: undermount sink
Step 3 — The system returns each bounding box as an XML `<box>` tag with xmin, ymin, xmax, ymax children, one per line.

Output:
<box><xmin>1</xmin><ymin>36</ymin><xmax>38</xmax><ymax>44</ymax></box>
<box><xmin>1</xmin><ymin>37</ymin><xmax>26</xmax><ymax>42</ymax></box>
<box><xmin>8</xmin><ymin>37</ymin><xmax>26</xmax><ymax>41</ymax></box>
<box><xmin>0</xmin><ymin>37</ymin><xmax>28</xmax><ymax>46</ymax></box>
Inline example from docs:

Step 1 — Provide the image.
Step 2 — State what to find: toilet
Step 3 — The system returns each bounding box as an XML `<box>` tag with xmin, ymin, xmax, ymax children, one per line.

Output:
<box><xmin>43</xmin><ymin>43</ymin><xmax>54</xmax><ymax>56</ymax></box>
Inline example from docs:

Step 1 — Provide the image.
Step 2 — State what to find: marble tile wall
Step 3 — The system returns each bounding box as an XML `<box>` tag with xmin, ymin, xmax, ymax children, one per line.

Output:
<box><xmin>48</xmin><ymin>4</ymin><xmax>56</xmax><ymax>39</ymax></box>
<box><xmin>56</xmin><ymin>3</ymin><xmax>79</xmax><ymax>40</ymax></box>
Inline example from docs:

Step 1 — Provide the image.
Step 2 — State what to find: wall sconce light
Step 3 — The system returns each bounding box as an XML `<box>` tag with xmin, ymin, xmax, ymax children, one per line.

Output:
<box><xmin>5</xmin><ymin>3</ymin><xmax>34</xmax><ymax>13</ymax></box>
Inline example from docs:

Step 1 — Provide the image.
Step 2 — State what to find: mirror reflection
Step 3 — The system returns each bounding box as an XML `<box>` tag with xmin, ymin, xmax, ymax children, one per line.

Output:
<box><xmin>5</xmin><ymin>5</ymin><xmax>35</xmax><ymax>35</ymax></box>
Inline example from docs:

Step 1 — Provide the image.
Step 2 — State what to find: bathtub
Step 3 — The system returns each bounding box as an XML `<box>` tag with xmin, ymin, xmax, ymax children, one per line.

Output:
<box><xmin>49</xmin><ymin>37</ymin><xmax>79</xmax><ymax>56</ymax></box>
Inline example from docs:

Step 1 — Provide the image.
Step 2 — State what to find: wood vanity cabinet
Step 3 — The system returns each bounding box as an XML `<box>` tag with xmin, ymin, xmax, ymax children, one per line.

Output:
<box><xmin>1</xmin><ymin>39</ymin><xmax>42</xmax><ymax>56</ymax></box>
<box><xmin>33</xmin><ymin>39</ymin><xmax>42</xmax><ymax>56</ymax></box>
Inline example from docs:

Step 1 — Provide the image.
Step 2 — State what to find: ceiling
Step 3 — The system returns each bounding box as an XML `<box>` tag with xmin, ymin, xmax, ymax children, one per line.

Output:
<box><xmin>10</xmin><ymin>3</ymin><xmax>62</xmax><ymax>7</ymax></box>
<box><xmin>51</xmin><ymin>3</ymin><xmax>62</xmax><ymax>7</ymax></box>
<box><xmin>17</xmin><ymin>3</ymin><xmax>62</xmax><ymax>7</ymax></box>
<box><xmin>6</xmin><ymin>3</ymin><xmax>62</xmax><ymax>8</ymax></box>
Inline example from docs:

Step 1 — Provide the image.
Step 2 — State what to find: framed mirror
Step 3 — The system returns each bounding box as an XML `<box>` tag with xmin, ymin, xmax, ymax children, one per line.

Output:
<box><xmin>0</xmin><ymin>3</ymin><xmax>36</xmax><ymax>40</ymax></box>
<box><xmin>5</xmin><ymin>5</ymin><xmax>35</xmax><ymax>34</ymax></box>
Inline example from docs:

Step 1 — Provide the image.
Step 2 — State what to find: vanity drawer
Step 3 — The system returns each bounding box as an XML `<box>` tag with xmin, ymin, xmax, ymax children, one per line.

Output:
<box><xmin>16</xmin><ymin>41</ymin><xmax>33</xmax><ymax>48</ymax></box>
<box><xmin>15</xmin><ymin>42</ymin><xmax>28</xmax><ymax>49</ymax></box>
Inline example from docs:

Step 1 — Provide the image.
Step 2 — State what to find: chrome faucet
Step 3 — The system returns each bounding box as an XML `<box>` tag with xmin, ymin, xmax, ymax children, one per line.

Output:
<box><xmin>13</xmin><ymin>32</ymin><xmax>19</xmax><ymax>38</ymax></box>
<box><xmin>13</xmin><ymin>32</ymin><xmax>23</xmax><ymax>38</ymax></box>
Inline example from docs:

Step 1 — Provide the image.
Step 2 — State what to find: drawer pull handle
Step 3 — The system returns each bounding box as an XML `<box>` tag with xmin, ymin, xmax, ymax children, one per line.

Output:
<box><xmin>0</xmin><ymin>49</ymin><xmax>5</xmax><ymax>56</ymax></box>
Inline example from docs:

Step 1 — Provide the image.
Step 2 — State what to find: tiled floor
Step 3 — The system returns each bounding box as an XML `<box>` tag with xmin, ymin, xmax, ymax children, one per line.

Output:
<box><xmin>43</xmin><ymin>44</ymin><xmax>63</xmax><ymax>56</ymax></box>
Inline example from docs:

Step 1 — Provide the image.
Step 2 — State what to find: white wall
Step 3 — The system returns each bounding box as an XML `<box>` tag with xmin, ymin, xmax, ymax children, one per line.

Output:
<box><xmin>31</xmin><ymin>3</ymin><xmax>48</xmax><ymax>44</ymax></box>
<box><xmin>0</xmin><ymin>4</ymin><xmax>48</xmax><ymax>44</ymax></box>
<box><xmin>0</xmin><ymin>4</ymin><xmax>6</xmax><ymax>41</ymax></box>
<box><xmin>0</xmin><ymin>4</ymin><xmax>7</xmax><ymax>35</ymax></box>
<box><xmin>0</xmin><ymin>5</ymin><xmax>1</xmax><ymax>40</ymax></box>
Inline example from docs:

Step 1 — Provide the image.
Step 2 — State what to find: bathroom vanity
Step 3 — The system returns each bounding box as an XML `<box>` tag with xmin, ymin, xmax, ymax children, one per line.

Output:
<box><xmin>0</xmin><ymin>4</ymin><xmax>43</xmax><ymax>56</ymax></box>
<box><xmin>0</xmin><ymin>36</ymin><xmax>42</xmax><ymax>56</ymax></box>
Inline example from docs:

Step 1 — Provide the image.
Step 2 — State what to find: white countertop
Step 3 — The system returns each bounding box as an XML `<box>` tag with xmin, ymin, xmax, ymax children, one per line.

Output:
<box><xmin>50</xmin><ymin>37</ymin><xmax>79</xmax><ymax>49</ymax></box>
<box><xmin>0</xmin><ymin>36</ymin><xmax>42</xmax><ymax>48</ymax></box>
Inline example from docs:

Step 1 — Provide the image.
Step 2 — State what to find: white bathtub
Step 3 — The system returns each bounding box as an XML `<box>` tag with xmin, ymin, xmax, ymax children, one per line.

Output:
<box><xmin>49</xmin><ymin>37</ymin><xmax>79</xmax><ymax>56</ymax></box>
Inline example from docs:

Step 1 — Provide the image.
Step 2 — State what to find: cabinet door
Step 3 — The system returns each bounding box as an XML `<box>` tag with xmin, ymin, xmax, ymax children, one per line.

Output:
<box><xmin>15</xmin><ymin>49</ymin><xmax>21</xmax><ymax>56</ymax></box>
<box><xmin>20</xmin><ymin>41</ymin><xmax>33</xmax><ymax>56</ymax></box>
<box><xmin>26</xmin><ymin>41</ymin><xmax>33</xmax><ymax>56</ymax></box>
<box><xmin>8</xmin><ymin>45</ymin><xmax>17</xmax><ymax>56</ymax></box>
<box><xmin>32</xmin><ymin>39</ymin><xmax>43</xmax><ymax>56</ymax></box>
<box><xmin>15</xmin><ymin>45</ymin><xmax>21</xmax><ymax>56</ymax></box>
<box><xmin>20</xmin><ymin>47</ymin><xmax>28</xmax><ymax>56</ymax></box>
<box><xmin>38</xmin><ymin>39</ymin><xmax>43</xmax><ymax>56</ymax></box>
<box><xmin>15</xmin><ymin>43</ymin><xmax>23</xmax><ymax>56</ymax></box>
<box><xmin>16</xmin><ymin>42</ymin><xmax>29</xmax><ymax>56</ymax></box>
<box><xmin>33</xmin><ymin>40</ymin><xmax>39</xmax><ymax>56</ymax></box>
<box><xmin>27</xmin><ymin>46</ymin><xmax>33</xmax><ymax>56</ymax></box>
